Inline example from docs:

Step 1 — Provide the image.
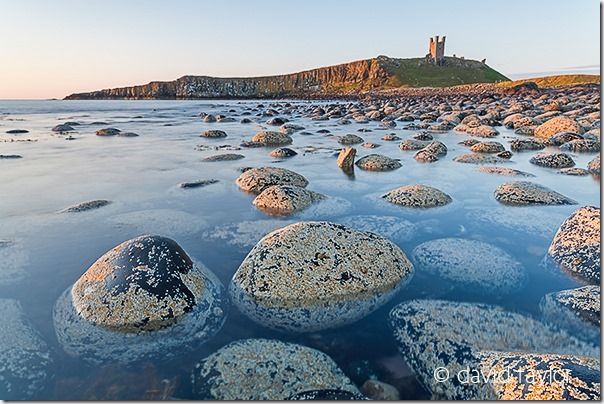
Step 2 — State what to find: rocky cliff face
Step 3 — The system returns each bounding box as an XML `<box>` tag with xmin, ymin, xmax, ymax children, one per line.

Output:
<box><xmin>64</xmin><ymin>56</ymin><xmax>508</xmax><ymax>99</ymax></box>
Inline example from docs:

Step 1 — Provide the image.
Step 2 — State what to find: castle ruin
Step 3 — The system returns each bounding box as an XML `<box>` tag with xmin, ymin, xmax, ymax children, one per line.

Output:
<box><xmin>427</xmin><ymin>35</ymin><xmax>445</xmax><ymax>65</ymax></box>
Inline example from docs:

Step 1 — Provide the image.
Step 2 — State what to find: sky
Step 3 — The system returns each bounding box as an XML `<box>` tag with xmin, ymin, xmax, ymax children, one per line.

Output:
<box><xmin>0</xmin><ymin>0</ymin><xmax>600</xmax><ymax>99</ymax></box>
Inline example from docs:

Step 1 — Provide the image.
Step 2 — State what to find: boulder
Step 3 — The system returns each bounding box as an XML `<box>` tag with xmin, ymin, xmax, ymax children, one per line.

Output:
<box><xmin>53</xmin><ymin>235</ymin><xmax>227</xmax><ymax>364</ymax></box>
<box><xmin>529</xmin><ymin>152</ymin><xmax>575</xmax><ymax>168</ymax></box>
<box><xmin>0</xmin><ymin>299</ymin><xmax>52</xmax><ymax>399</ymax></box>
<box><xmin>534</xmin><ymin>116</ymin><xmax>584</xmax><ymax>140</ymax></box>
<box><xmin>203</xmin><ymin>153</ymin><xmax>245</xmax><ymax>162</ymax></box>
<box><xmin>509</xmin><ymin>139</ymin><xmax>547</xmax><ymax>152</ymax></box>
<box><xmin>252</xmin><ymin>185</ymin><xmax>325</xmax><ymax>216</ymax></box>
<box><xmin>540</xmin><ymin>285</ymin><xmax>600</xmax><ymax>344</ymax></box>
<box><xmin>61</xmin><ymin>199</ymin><xmax>111</xmax><ymax>213</ymax></box>
<box><xmin>476</xmin><ymin>352</ymin><xmax>600</xmax><ymax>400</ymax></box>
<box><xmin>230</xmin><ymin>221</ymin><xmax>413</xmax><ymax>332</ymax></box>
<box><xmin>235</xmin><ymin>167</ymin><xmax>308</xmax><ymax>194</ymax></box>
<box><xmin>96</xmin><ymin>128</ymin><xmax>120</xmax><ymax>136</ymax></box>
<box><xmin>547</xmin><ymin>206</ymin><xmax>600</xmax><ymax>284</ymax></box>
<box><xmin>52</xmin><ymin>124</ymin><xmax>74</xmax><ymax>132</ymax></box>
<box><xmin>389</xmin><ymin>299</ymin><xmax>597</xmax><ymax>400</ymax></box>
<box><xmin>269</xmin><ymin>147</ymin><xmax>297</xmax><ymax>158</ymax></box>
<box><xmin>494</xmin><ymin>181</ymin><xmax>576</xmax><ymax>206</ymax></box>
<box><xmin>470</xmin><ymin>141</ymin><xmax>505</xmax><ymax>154</ymax></box>
<box><xmin>251</xmin><ymin>131</ymin><xmax>292</xmax><ymax>146</ymax></box>
<box><xmin>560</xmin><ymin>139</ymin><xmax>600</xmax><ymax>153</ymax></box>
<box><xmin>382</xmin><ymin>185</ymin><xmax>452</xmax><ymax>208</ymax></box>
<box><xmin>412</xmin><ymin>238</ymin><xmax>526</xmax><ymax>293</ymax></box>
<box><xmin>191</xmin><ymin>339</ymin><xmax>359</xmax><ymax>400</ymax></box>
<box><xmin>355</xmin><ymin>154</ymin><xmax>402</xmax><ymax>171</ymax></box>
<box><xmin>337</xmin><ymin>147</ymin><xmax>356</xmax><ymax>172</ymax></box>
<box><xmin>476</xmin><ymin>166</ymin><xmax>535</xmax><ymax>177</ymax></box>
<box><xmin>453</xmin><ymin>153</ymin><xmax>509</xmax><ymax>164</ymax></box>
<box><xmin>588</xmin><ymin>155</ymin><xmax>600</xmax><ymax>174</ymax></box>
<box><xmin>201</xmin><ymin>130</ymin><xmax>227</xmax><ymax>138</ymax></box>
<box><xmin>338</xmin><ymin>134</ymin><xmax>364</xmax><ymax>145</ymax></box>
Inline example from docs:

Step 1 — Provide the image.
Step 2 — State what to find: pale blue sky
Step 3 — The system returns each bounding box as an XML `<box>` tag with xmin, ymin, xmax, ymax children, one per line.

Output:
<box><xmin>0</xmin><ymin>0</ymin><xmax>600</xmax><ymax>99</ymax></box>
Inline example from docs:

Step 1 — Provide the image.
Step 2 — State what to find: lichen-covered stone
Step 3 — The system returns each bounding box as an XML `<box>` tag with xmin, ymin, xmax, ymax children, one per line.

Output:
<box><xmin>355</xmin><ymin>154</ymin><xmax>401</xmax><ymax>171</ymax></box>
<box><xmin>509</xmin><ymin>138</ymin><xmax>547</xmax><ymax>152</ymax></box>
<box><xmin>453</xmin><ymin>153</ymin><xmax>509</xmax><ymax>165</ymax></box>
<box><xmin>540</xmin><ymin>285</ymin><xmax>600</xmax><ymax>343</ymax></box>
<box><xmin>534</xmin><ymin>116</ymin><xmax>584</xmax><ymax>140</ymax></box>
<box><xmin>559</xmin><ymin>167</ymin><xmax>590</xmax><ymax>176</ymax></box>
<box><xmin>0</xmin><ymin>299</ymin><xmax>51</xmax><ymax>399</ymax></box>
<box><xmin>476</xmin><ymin>352</ymin><xmax>600</xmax><ymax>400</ymax></box>
<box><xmin>529</xmin><ymin>152</ymin><xmax>576</xmax><ymax>168</ymax></box>
<box><xmin>338</xmin><ymin>134</ymin><xmax>364</xmax><ymax>145</ymax></box>
<box><xmin>202</xmin><ymin>153</ymin><xmax>245</xmax><ymax>162</ymax></box>
<box><xmin>235</xmin><ymin>167</ymin><xmax>308</xmax><ymax>194</ymax></box>
<box><xmin>415</xmin><ymin>141</ymin><xmax>447</xmax><ymax>162</ymax></box>
<box><xmin>96</xmin><ymin>128</ymin><xmax>120</xmax><ymax>136</ymax></box>
<box><xmin>548</xmin><ymin>131</ymin><xmax>584</xmax><ymax>146</ymax></box>
<box><xmin>252</xmin><ymin>185</ymin><xmax>325</xmax><ymax>216</ymax></box>
<box><xmin>230</xmin><ymin>221</ymin><xmax>413</xmax><ymax>332</ymax></box>
<box><xmin>560</xmin><ymin>139</ymin><xmax>601</xmax><ymax>153</ymax></box>
<box><xmin>547</xmin><ymin>206</ymin><xmax>600</xmax><ymax>284</ymax></box>
<box><xmin>200</xmin><ymin>130</ymin><xmax>227</xmax><ymax>138</ymax></box>
<box><xmin>179</xmin><ymin>179</ymin><xmax>219</xmax><ymax>189</ymax></box>
<box><xmin>587</xmin><ymin>155</ymin><xmax>600</xmax><ymax>174</ymax></box>
<box><xmin>60</xmin><ymin>199</ymin><xmax>111</xmax><ymax>213</ymax></box>
<box><xmin>412</xmin><ymin>238</ymin><xmax>526</xmax><ymax>293</ymax></box>
<box><xmin>53</xmin><ymin>235</ymin><xmax>227</xmax><ymax>364</ymax></box>
<box><xmin>399</xmin><ymin>139</ymin><xmax>430</xmax><ymax>151</ymax></box>
<box><xmin>382</xmin><ymin>185</ymin><xmax>452</xmax><ymax>208</ymax></box>
<box><xmin>251</xmin><ymin>131</ymin><xmax>292</xmax><ymax>146</ymax></box>
<box><xmin>476</xmin><ymin>166</ymin><xmax>535</xmax><ymax>177</ymax></box>
<box><xmin>289</xmin><ymin>389</ymin><xmax>368</xmax><ymax>400</ymax></box>
<box><xmin>192</xmin><ymin>339</ymin><xmax>359</xmax><ymax>400</ymax></box>
<box><xmin>494</xmin><ymin>181</ymin><xmax>576</xmax><ymax>206</ymax></box>
<box><xmin>470</xmin><ymin>141</ymin><xmax>505</xmax><ymax>153</ymax></box>
<box><xmin>454</xmin><ymin>124</ymin><xmax>499</xmax><ymax>138</ymax></box>
<box><xmin>52</xmin><ymin>124</ymin><xmax>74</xmax><ymax>132</ymax></box>
<box><xmin>388</xmin><ymin>299</ymin><xmax>598</xmax><ymax>400</ymax></box>
<box><xmin>269</xmin><ymin>147</ymin><xmax>297</xmax><ymax>158</ymax></box>
<box><xmin>336</xmin><ymin>147</ymin><xmax>356</xmax><ymax>172</ymax></box>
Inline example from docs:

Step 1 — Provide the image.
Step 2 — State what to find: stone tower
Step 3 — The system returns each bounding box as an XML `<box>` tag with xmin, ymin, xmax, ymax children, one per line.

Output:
<box><xmin>428</xmin><ymin>35</ymin><xmax>446</xmax><ymax>65</ymax></box>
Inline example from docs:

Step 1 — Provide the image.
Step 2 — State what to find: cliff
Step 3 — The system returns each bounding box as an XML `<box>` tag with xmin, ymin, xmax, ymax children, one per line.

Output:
<box><xmin>64</xmin><ymin>56</ymin><xmax>509</xmax><ymax>100</ymax></box>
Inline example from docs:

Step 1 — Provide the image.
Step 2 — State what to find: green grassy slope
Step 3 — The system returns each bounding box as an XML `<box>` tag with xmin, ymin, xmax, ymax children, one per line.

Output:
<box><xmin>496</xmin><ymin>74</ymin><xmax>600</xmax><ymax>88</ymax></box>
<box><xmin>378</xmin><ymin>56</ymin><xmax>510</xmax><ymax>88</ymax></box>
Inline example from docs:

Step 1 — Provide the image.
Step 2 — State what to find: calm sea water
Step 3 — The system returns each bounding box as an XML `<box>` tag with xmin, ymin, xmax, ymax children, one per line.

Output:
<box><xmin>0</xmin><ymin>100</ymin><xmax>599</xmax><ymax>399</ymax></box>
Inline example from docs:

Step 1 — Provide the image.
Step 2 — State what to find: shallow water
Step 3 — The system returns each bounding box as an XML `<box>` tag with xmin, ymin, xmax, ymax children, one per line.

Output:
<box><xmin>0</xmin><ymin>100</ymin><xmax>599</xmax><ymax>399</ymax></box>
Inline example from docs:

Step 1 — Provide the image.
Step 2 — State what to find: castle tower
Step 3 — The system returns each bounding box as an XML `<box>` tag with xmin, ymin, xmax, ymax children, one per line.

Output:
<box><xmin>428</xmin><ymin>35</ymin><xmax>446</xmax><ymax>65</ymax></box>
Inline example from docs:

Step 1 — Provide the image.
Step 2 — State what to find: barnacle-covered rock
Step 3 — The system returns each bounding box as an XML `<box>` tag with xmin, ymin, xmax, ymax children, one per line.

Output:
<box><xmin>540</xmin><ymin>285</ymin><xmax>600</xmax><ymax>344</ymax></box>
<box><xmin>412</xmin><ymin>238</ymin><xmax>526</xmax><ymax>293</ymax></box>
<box><xmin>53</xmin><ymin>235</ymin><xmax>227</xmax><ymax>364</ymax></box>
<box><xmin>230</xmin><ymin>221</ymin><xmax>413</xmax><ymax>332</ymax></box>
<box><xmin>235</xmin><ymin>167</ymin><xmax>308</xmax><ymax>194</ymax></box>
<box><xmin>547</xmin><ymin>206</ymin><xmax>600</xmax><ymax>284</ymax></box>
<box><xmin>355</xmin><ymin>154</ymin><xmax>402</xmax><ymax>171</ymax></box>
<box><xmin>509</xmin><ymin>138</ymin><xmax>547</xmax><ymax>152</ymax></box>
<box><xmin>252</xmin><ymin>185</ymin><xmax>325</xmax><ymax>216</ymax></box>
<box><xmin>191</xmin><ymin>339</ymin><xmax>359</xmax><ymax>400</ymax></box>
<box><xmin>494</xmin><ymin>181</ymin><xmax>576</xmax><ymax>206</ymax></box>
<box><xmin>382</xmin><ymin>185</ymin><xmax>452</xmax><ymax>208</ymax></box>
<box><xmin>0</xmin><ymin>299</ymin><xmax>52</xmax><ymax>399</ymax></box>
<box><xmin>388</xmin><ymin>299</ymin><xmax>598</xmax><ymax>400</ymax></box>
